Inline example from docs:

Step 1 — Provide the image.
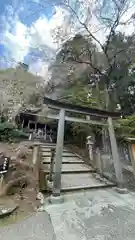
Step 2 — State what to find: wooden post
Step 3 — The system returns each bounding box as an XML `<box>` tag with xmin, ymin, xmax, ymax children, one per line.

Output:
<box><xmin>128</xmin><ymin>144</ymin><xmax>135</xmax><ymax>178</ymax></box>
<box><xmin>22</xmin><ymin>119</ymin><xmax>24</xmax><ymax>129</ymax></box>
<box><xmin>52</xmin><ymin>109</ymin><xmax>65</xmax><ymax>197</ymax></box>
<box><xmin>28</xmin><ymin>120</ymin><xmax>30</xmax><ymax>130</ymax></box>
<box><xmin>108</xmin><ymin>117</ymin><xmax>123</xmax><ymax>186</ymax></box>
<box><xmin>32</xmin><ymin>144</ymin><xmax>40</xmax><ymax>194</ymax></box>
<box><xmin>32</xmin><ymin>145</ymin><xmax>39</xmax><ymax>165</ymax></box>
<box><xmin>0</xmin><ymin>174</ymin><xmax>4</xmax><ymax>190</ymax></box>
<box><xmin>45</xmin><ymin>125</ymin><xmax>47</xmax><ymax>141</ymax></box>
<box><xmin>95</xmin><ymin>148</ymin><xmax>103</xmax><ymax>175</ymax></box>
<box><xmin>49</xmin><ymin>148</ymin><xmax>55</xmax><ymax>182</ymax></box>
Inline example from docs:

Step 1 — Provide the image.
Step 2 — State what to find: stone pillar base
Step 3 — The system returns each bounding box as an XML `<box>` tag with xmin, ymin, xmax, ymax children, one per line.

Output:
<box><xmin>114</xmin><ymin>187</ymin><xmax>128</xmax><ymax>194</ymax></box>
<box><xmin>49</xmin><ymin>195</ymin><xmax>64</xmax><ymax>204</ymax></box>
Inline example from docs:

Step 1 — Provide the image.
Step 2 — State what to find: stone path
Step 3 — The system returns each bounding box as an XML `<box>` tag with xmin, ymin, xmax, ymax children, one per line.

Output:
<box><xmin>0</xmin><ymin>211</ymin><xmax>56</xmax><ymax>240</ymax></box>
<box><xmin>45</xmin><ymin>188</ymin><xmax>135</xmax><ymax>240</ymax></box>
<box><xmin>1</xmin><ymin>187</ymin><xmax>135</xmax><ymax>240</ymax></box>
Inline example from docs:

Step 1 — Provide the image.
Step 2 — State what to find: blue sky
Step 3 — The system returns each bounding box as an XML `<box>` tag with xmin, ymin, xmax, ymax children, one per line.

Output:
<box><xmin>0</xmin><ymin>0</ymin><xmax>134</xmax><ymax>77</ymax></box>
<box><xmin>0</xmin><ymin>0</ymin><xmax>81</xmax><ymax>77</ymax></box>
<box><xmin>0</xmin><ymin>0</ymin><xmax>86</xmax><ymax>74</ymax></box>
<box><xmin>0</xmin><ymin>0</ymin><xmax>54</xmax><ymax>26</ymax></box>
<box><xmin>0</xmin><ymin>0</ymin><xmax>58</xmax><ymax>74</ymax></box>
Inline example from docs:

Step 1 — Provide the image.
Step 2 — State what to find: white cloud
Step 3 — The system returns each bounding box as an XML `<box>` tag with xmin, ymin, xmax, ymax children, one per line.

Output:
<box><xmin>117</xmin><ymin>3</ymin><xmax>135</xmax><ymax>36</ymax></box>
<box><xmin>29</xmin><ymin>6</ymin><xmax>73</xmax><ymax>49</ymax></box>
<box><xmin>1</xmin><ymin>1</ymin><xmax>135</xmax><ymax>77</ymax></box>
<box><xmin>3</xmin><ymin>21</ymin><xmax>30</xmax><ymax>62</ymax></box>
<box><xmin>29</xmin><ymin>59</ymin><xmax>50</xmax><ymax>80</ymax></box>
<box><xmin>1</xmin><ymin>5</ymin><xmax>70</xmax><ymax>77</ymax></box>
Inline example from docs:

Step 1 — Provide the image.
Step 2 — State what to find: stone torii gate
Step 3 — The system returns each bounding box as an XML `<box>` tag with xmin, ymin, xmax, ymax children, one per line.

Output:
<box><xmin>43</xmin><ymin>97</ymin><xmax>123</xmax><ymax>202</ymax></box>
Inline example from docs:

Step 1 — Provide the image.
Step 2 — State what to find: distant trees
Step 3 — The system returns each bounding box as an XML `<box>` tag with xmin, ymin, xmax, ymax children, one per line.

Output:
<box><xmin>0</xmin><ymin>66</ymin><xmax>45</xmax><ymax>121</ymax></box>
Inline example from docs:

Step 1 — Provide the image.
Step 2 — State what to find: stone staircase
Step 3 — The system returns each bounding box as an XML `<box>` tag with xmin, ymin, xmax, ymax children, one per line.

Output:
<box><xmin>40</xmin><ymin>144</ymin><xmax>115</xmax><ymax>192</ymax></box>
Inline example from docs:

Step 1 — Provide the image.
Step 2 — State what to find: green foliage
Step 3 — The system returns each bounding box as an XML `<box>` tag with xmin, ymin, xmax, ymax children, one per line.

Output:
<box><xmin>105</xmin><ymin>33</ymin><xmax>135</xmax><ymax>113</ymax></box>
<box><xmin>55</xmin><ymin>31</ymin><xmax>135</xmax><ymax>114</ymax></box>
<box><xmin>0</xmin><ymin>122</ymin><xmax>28</xmax><ymax>142</ymax></box>
<box><xmin>61</xmin><ymin>79</ymin><xmax>102</xmax><ymax>146</ymax></box>
<box><xmin>63</xmin><ymin>84</ymin><xmax>98</xmax><ymax>108</ymax></box>
<box><xmin>115</xmin><ymin>115</ymin><xmax>135</xmax><ymax>139</ymax></box>
<box><xmin>57</xmin><ymin>34</ymin><xmax>90</xmax><ymax>61</ymax></box>
<box><xmin>53</xmin><ymin>31</ymin><xmax>135</xmax><ymax>141</ymax></box>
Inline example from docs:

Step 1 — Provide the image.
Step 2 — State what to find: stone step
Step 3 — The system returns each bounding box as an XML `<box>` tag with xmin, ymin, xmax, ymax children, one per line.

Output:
<box><xmin>40</xmin><ymin>147</ymin><xmax>69</xmax><ymax>153</ymax></box>
<box><xmin>61</xmin><ymin>173</ymin><xmax>115</xmax><ymax>191</ymax></box>
<box><xmin>40</xmin><ymin>144</ymin><xmax>56</xmax><ymax>148</ymax></box>
<box><xmin>42</xmin><ymin>163</ymin><xmax>94</xmax><ymax>174</ymax></box>
<box><xmin>41</xmin><ymin>151</ymin><xmax>77</xmax><ymax>157</ymax></box>
<box><xmin>42</xmin><ymin>156</ymin><xmax>84</xmax><ymax>164</ymax></box>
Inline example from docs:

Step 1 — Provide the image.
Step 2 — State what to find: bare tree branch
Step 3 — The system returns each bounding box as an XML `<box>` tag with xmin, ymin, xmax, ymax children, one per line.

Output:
<box><xmin>60</xmin><ymin>2</ymin><xmax>105</xmax><ymax>50</ymax></box>
<box><xmin>58</xmin><ymin>2</ymin><xmax>122</xmax><ymax>69</ymax></box>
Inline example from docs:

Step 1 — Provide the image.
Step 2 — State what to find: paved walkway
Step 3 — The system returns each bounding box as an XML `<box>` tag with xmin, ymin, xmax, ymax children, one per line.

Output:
<box><xmin>0</xmin><ymin>211</ymin><xmax>56</xmax><ymax>240</ymax></box>
<box><xmin>1</xmin><ymin>189</ymin><xmax>135</xmax><ymax>239</ymax></box>
<box><xmin>45</xmin><ymin>189</ymin><xmax>135</xmax><ymax>240</ymax></box>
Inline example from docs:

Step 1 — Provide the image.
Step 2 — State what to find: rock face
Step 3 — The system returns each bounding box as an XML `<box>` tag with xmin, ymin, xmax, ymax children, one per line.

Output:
<box><xmin>47</xmin><ymin>34</ymin><xmax>93</xmax><ymax>100</ymax></box>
